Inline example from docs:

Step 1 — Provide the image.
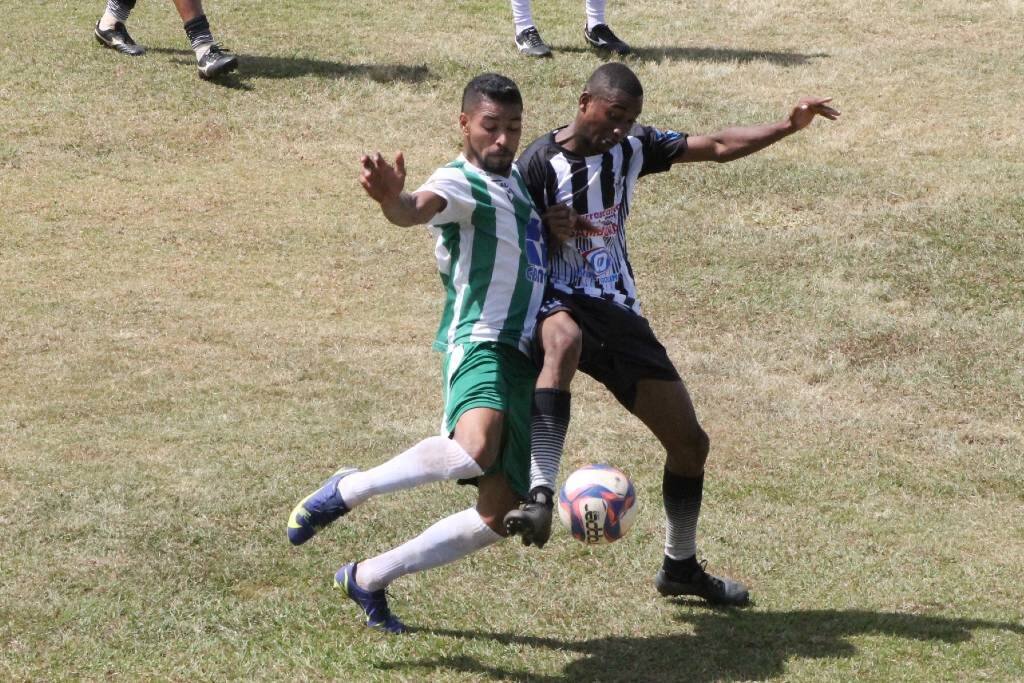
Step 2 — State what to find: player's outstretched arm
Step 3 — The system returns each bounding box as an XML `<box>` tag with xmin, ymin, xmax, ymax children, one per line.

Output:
<box><xmin>359</xmin><ymin>151</ymin><xmax>446</xmax><ymax>226</ymax></box>
<box><xmin>678</xmin><ymin>97</ymin><xmax>840</xmax><ymax>164</ymax></box>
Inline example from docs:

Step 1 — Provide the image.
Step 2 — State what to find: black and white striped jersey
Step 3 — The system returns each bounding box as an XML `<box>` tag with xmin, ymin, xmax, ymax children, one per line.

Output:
<box><xmin>516</xmin><ymin>125</ymin><xmax>688</xmax><ymax>314</ymax></box>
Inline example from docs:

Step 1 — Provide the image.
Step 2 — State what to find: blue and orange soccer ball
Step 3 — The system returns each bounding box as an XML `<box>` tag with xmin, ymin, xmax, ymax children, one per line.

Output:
<box><xmin>558</xmin><ymin>464</ymin><xmax>638</xmax><ymax>544</ymax></box>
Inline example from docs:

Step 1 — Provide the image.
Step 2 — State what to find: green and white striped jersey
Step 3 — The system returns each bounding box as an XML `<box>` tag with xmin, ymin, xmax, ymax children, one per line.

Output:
<box><xmin>416</xmin><ymin>155</ymin><xmax>547</xmax><ymax>355</ymax></box>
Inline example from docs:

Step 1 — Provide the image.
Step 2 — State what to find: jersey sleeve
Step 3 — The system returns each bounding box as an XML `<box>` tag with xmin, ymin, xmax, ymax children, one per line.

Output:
<box><xmin>515</xmin><ymin>145</ymin><xmax>555</xmax><ymax>215</ymax></box>
<box><xmin>415</xmin><ymin>167</ymin><xmax>473</xmax><ymax>225</ymax></box>
<box><xmin>638</xmin><ymin>126</ymin><xmax>688</xmax><ymax>177</ymax></box>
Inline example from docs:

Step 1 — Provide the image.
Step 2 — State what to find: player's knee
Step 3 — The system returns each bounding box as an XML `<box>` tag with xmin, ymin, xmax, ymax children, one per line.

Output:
<box><xmin>668</xmin><ymin>426</ymin><xmax>710</xmax><ymax>470</ymax></box>
<box><xmin>460</xmin><ymin>440</ymin><xmax>498</xmax><ymax>470</ymax></box>
<box><xmin>691</xmin><ymin>428</ymin><xmax>710</xmax><ymax>464</ymax></box>
<box><xmin>544</xmin><ymin>321</ymin><xmax>582</xmax><ymax>365</ymax></box>
<box><xmin>453</xmin><ymin>410</ymin><xmax>504</xmax><ymax>469</ymax></box>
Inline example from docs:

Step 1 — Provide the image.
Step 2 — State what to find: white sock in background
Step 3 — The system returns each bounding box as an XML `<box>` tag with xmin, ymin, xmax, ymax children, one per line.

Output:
<box><xmin>510</xmin><ymin>0</ymin><xmax>536</xmax><ymax>34</ymax></box>
<box><xmin>585</xmin><ymin>0</ymin><xmax>607</xmax><ymax>30</ymax></box>
<box><xmin>100</xmin><ymin>0</ymin><xmax>134</xmax><ymax>30</ymax></box>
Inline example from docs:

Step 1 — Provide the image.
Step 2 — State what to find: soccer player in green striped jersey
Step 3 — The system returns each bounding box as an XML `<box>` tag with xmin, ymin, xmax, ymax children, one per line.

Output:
<box><xmin>286</xmin><ymin>73</ymin><xmax>573</xmax><ymax>634</ymax></box>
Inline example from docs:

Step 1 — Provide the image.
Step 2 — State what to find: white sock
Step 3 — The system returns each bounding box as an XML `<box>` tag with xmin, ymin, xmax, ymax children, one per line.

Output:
<box><xmin>357</xmin><ymin>507</ymin><xmax>502</xmax><ymax>591</ymax></box>
<box><xmin>585</xmin><ymin>0</ymin><xmax>607</xmax><ymax>30</ymax></box>
<box><xmin>336</xmin><ymin>435</ymin><xmax>483</xmax><ymax>509</ymax></box>
<box><xmin>99</xmin><ymin>10</ymin><xmax>118</xmax><ymax>30</ymax></box>
<box><xmin>510</xmin><ymin>0</ymin><xmax>535</xmax><ymax>34</ymax></box>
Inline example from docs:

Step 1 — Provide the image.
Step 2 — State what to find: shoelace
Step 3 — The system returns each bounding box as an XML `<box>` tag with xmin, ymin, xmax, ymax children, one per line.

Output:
<box><xmin>695</xmin><ymin>559</ymin><xmax>727</xmax><ymax>589</ymax></box>
<box><xmin>366</xmin><ymin>587</ymin><xmax>396</xmax><ymax>623</ymax></box>
<box><xmin>521</xmin><ymin>28</ymin><xmax>545</xmax><ymax>48</ymax></box>
<box><xmin>368</xmin><ymin>589</ymin><xmax>406</xmax><ymax>632</ymax></box>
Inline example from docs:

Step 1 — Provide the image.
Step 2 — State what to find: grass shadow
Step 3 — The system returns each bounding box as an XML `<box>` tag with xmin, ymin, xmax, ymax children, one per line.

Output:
<box><xmin>388</xmin><ymin>609</ymin><xmax>1024</xmax><ymax>681</ymax></box>
<box><xmin>146</xmin><ymin>47</ymin><xmax>430</xmax><ymax>89</ymax></box>
<box><xmin>556</xmin><ymin>44</ymin><xmax>827</xmax><ymax>66</ymax></box>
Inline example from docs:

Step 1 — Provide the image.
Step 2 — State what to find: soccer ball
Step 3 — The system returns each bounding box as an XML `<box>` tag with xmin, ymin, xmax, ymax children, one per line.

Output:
<box><xmin>558</xmin><ymin>464</ymin><xmax>638</xmax><ymax>544</ymax></box>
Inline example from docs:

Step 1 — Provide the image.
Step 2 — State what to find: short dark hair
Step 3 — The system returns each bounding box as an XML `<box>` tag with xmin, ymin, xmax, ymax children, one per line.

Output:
<box><xmin>585</xmin><ymin>63</ymin><xmax>643</xmax><ymax>100</ymax></box>
<box><xmin>461</xmin><ymin>73</ymin><xmax>523</xmax><ymax>113</ymax></box>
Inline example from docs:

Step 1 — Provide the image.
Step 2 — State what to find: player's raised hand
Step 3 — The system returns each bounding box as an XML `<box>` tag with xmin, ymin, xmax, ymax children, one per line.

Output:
<box><xmin>788</xmin><ymin>97</ymin><xmax>840</xmax><ymax>131</ymax></box>
<box><xmin>359</xmin><ymin>151</ymin><xmax>407</xmax><ymax>205</ymax></box>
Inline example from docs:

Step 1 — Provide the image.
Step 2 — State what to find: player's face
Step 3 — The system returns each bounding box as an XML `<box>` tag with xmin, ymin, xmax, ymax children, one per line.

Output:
<box><xmin>460</xmin><ymin>98</ymin><xmax>523</xmax><ymax>175</ymax></box>
<box><xmin>578</xmin><ymin>90</ymin><xmax>643</xmax><ymax>154</ymax></box>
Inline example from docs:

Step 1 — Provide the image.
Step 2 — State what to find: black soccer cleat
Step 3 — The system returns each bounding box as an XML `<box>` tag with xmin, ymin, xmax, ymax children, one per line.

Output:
<box><xmin>503</xmin><ymin>487</ymin><xmax>554</xmax><ymax>548</ymax></box>
<box><xmin>94</xmin><ymin>21</ymin><xmax>146</xmax><ymax>56</ymax></box>
<box><xmin>655</xmin><ymin>560</ymin><xmax>750</xmax><ymax>606</ymax></box>
<box><xmin>515</xmin><ymin>26</ymin><xmax>553</xmax><ymax>58</ymax></box>
<box><xmin>197</xmin><ymin>44</ymin><xmax>238</xmax><ymax>79</ymax></box>
<box><xmin>583</xmin><ymin>23</ymin><xmax>631</xmax><ymax>56</ymax></box>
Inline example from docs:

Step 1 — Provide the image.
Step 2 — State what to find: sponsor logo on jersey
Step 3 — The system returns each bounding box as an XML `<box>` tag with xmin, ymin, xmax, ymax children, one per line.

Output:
<box><xmin>524</xmin><ymin>216</ymin><xmax>546</xmax><ymax>283</ymax></box>
<box><xmin>577</xmin><ymin>204</ymin><xmax>621</xmax><ymax>238</ymax></box>
<box><xmin>654</xmin><ymin>128</ymin><xmax>684</xmax><ymax>144</ymax></box>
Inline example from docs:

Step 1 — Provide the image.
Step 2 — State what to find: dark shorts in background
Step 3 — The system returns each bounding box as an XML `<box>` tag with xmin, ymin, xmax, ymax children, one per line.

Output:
<box><xmin>533</xmin><ymin>289</ymin><xmax>682</xmax><ymax>410</ymax></box>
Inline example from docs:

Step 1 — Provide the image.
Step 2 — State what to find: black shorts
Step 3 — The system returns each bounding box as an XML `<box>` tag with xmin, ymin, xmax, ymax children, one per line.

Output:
<box><xmin>533</xmin><ymin>289</ymin><xmax>681</xmax><ymax>409</ymax></box>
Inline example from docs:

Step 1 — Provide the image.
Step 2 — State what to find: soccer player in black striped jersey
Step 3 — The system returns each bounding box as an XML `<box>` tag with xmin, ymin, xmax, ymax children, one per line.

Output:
<box><xmin>505</xmin><ymin>63</ymin><xmax>839</xmax><ymax>606</ymax></box>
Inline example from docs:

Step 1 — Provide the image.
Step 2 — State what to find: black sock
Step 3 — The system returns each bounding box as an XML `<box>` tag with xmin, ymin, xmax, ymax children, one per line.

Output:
<box><xmin>663</xmin><ymin>468</ymin><xmax>704</xmax><ymax>567</ymax></box>
<box><xmin>529</xmin><ymin>389</ymin><xmax>571</xmax><ymax>493</ymax></box>
<box><xmin>183</xmin><ymin>14</ymin><xmax>214</xmax><ymax>53</ymax></box>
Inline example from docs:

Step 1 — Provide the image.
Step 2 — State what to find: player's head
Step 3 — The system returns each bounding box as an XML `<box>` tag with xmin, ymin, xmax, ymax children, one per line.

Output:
<box><xmin>459</xmin><ymin>73</ymin><xmax>524</xmax><ymax>175</ymax></box>
<box><xmin>574</xmin><ymin>63</ymin><xmax>644</xmax><ymax>154</ymax></box>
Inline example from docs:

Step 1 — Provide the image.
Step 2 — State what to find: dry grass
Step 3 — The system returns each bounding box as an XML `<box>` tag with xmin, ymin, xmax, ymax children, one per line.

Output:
<box><xmin>2</xmin><ymin>0</ymin><xmax>1022</xmax><ymax>680</ymax></box>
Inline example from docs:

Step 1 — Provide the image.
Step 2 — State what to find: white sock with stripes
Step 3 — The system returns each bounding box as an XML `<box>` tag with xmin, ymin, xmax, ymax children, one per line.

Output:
<box><xmin>510</xmin><ymin>0</ymin><xmax>536</xmax><ymax>34</ymax></box>
<box><xmin>336</xmin><ymin>435</ymin><xmax>483</xmax><ymax>509</ymax></box>
<box><xmin>585</xmin><ymin>0</ymin><xmax>607</xmax><ymax>30</ymax></box>
<box><xmin>663</xmin><ymin>470</ymin><xmax>703</xmax><ymax>561</ymax></box>
<box><xmin>357</xmin><ymin>507</ymin><xmax>502</xmax><ymax>591</ymax></box>
<box><xmin>529</xmin><ymin>389</ymin><xmax>571</xmax><ymax>494</ymax></box>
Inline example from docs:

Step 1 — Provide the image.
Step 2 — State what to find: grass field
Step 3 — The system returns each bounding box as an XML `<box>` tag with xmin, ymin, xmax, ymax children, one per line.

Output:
<box><xmin>2</xmin><ymin>0</ymin><xmax>1023</xmax><ymax>680</ymax></box>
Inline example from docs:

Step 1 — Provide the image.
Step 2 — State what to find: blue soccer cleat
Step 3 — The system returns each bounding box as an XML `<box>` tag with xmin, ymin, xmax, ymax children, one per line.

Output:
<box><xmin>334</xmin><ymin>562</ymin><xmax>407</xmax><ymax>634</ymax></box>
<box><xmin>286</xmin><ymin>467</ymin><xmax>357</xmax><ymax>545</ymax></box>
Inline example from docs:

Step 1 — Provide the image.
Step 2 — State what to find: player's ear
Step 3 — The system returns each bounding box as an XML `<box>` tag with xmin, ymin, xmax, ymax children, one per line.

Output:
<box><xmin>459</xmin><ymin>111</ymin><xmax>469</xmax><ymax>136</ymax></box>
<box><xmin>579</xmin><ymin>91</ymin><xmax>592</xmax><ymax>114</ymax></box>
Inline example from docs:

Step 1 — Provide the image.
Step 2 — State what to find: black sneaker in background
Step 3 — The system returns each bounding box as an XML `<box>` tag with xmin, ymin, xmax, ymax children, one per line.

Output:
<box><xmin>655</xmin><ymin>561</ymin><xmax>751</xmax><ymax>606</ymax></box>
<box><xmin>515</xmin><ymin>26</ymin><xmax>553</xmax><ymax>58</ymax></box>
<box><xmin>584</xmin><ymin>23</ymin><xmax>631</xmax><ymax>56</ymax></box>
<box><xmin>197</xmin><ymin>45</ymin><xmax>238</xmax><ymax>79</ymax></box>
<box><xmin>94</xmin><ymin>21</ymin><xmax>146</xmax><ymax>56</ymax></box>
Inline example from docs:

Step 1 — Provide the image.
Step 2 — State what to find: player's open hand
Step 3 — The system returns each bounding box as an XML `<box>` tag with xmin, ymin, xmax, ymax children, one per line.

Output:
<box><xmin>788</xmin><ymin>97</ymin><xmax>840</xmax><ymax>131</ymax></box>
<box><xmin>359</xmin><ymin>152</ymin><xmax>407</xmax><ymax>205</ymax></box>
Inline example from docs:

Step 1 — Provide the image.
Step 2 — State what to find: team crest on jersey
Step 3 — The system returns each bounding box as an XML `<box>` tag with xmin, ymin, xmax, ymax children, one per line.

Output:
<box><xmin>581</xmin><ymin>245</ymin><xmax>617</xmax><ymax>284</ymax></box>
<box><xmin>525</xmin><ymin>217</ymin><xmax>546</xmax><ymax>283</ymax></box>
<box><xmin>499</xmin><ymin>181</ymin><xmax>516</xmax><ymax>206</ymax></box>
